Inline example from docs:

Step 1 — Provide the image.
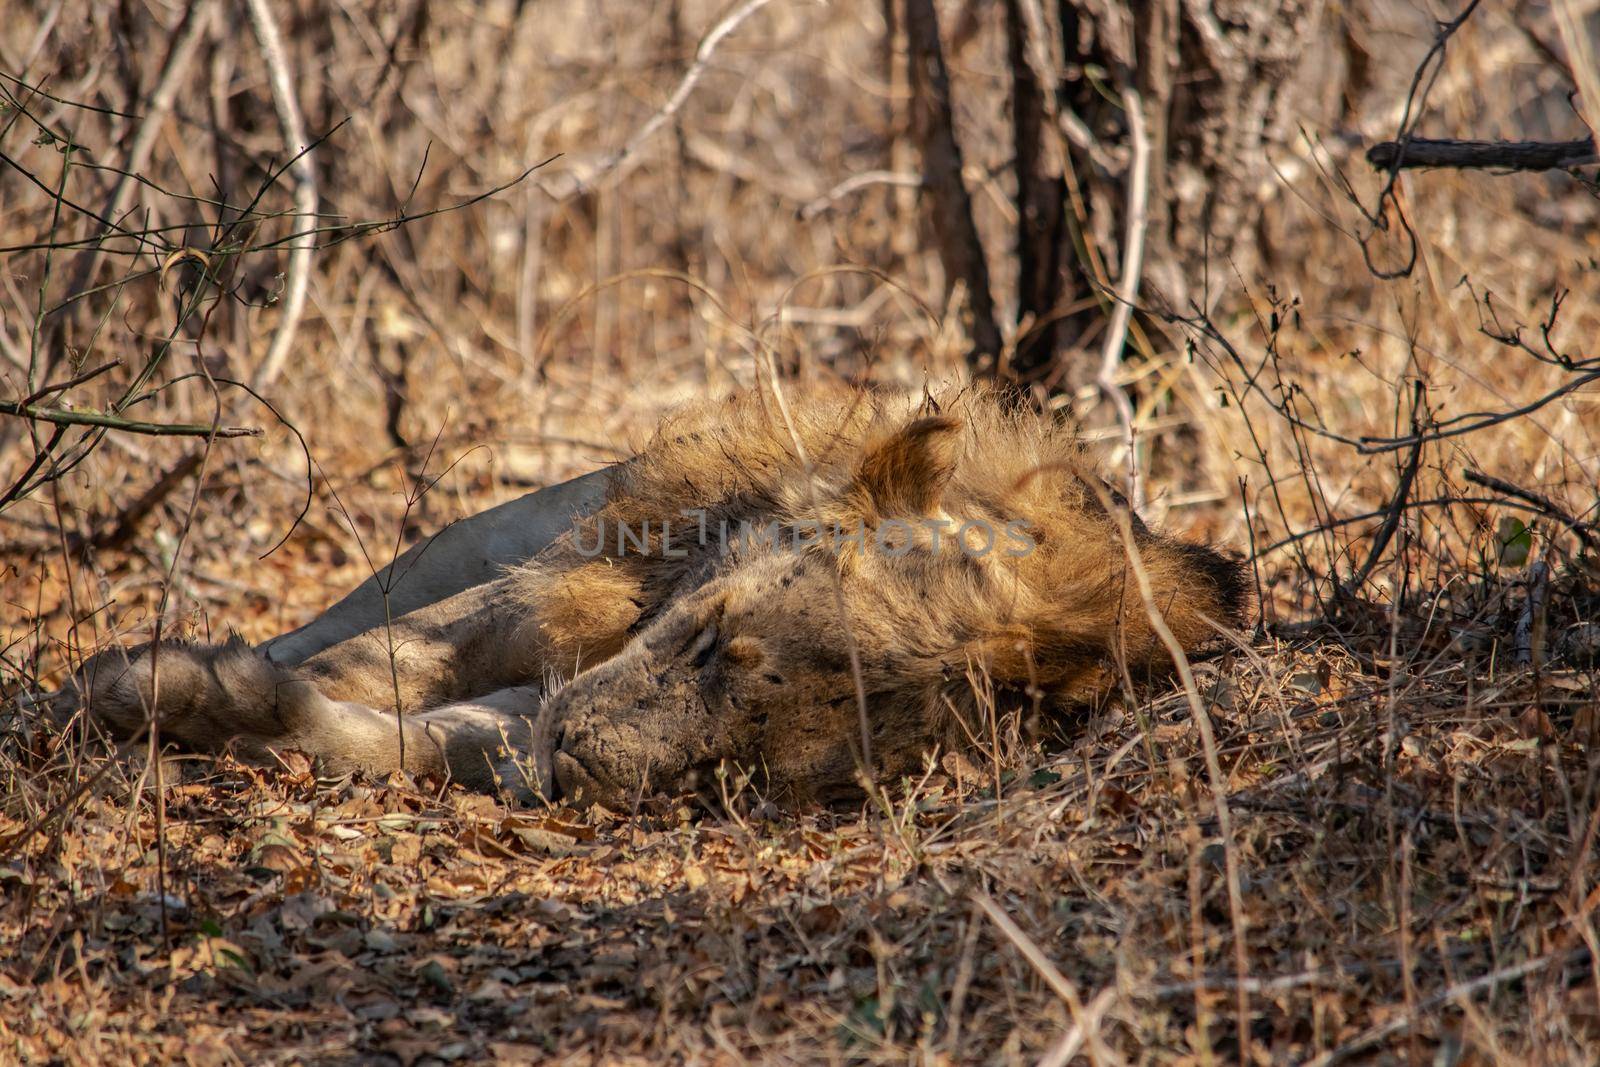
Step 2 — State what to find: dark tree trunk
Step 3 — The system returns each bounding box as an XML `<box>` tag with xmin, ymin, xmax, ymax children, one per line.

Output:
<box><xmin>1004</xmin><ymin>0</ymin><xmax>1071</xmax><ymax>382</ymax></box>
<box><xmin>899</xmin><ymin>0</ymin><xmax>1339</xmax><ymax>390</ymax></box>
<box><xmin>902</xmin><ymin>0</ymin><xmax>1004</xmax><ymax>370</ymax></box>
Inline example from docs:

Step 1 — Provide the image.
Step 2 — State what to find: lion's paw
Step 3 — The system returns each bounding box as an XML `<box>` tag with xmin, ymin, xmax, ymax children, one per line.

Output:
<box><xmin>67</xmin><ymin>638</ymin><xmax>294</xmax><ymax>749</ymax></box>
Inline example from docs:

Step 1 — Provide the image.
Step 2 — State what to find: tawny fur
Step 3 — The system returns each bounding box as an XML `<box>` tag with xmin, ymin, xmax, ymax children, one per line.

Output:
<box><xmin>68</xmin><ymin>383</ymin><xmax>1248</xmax><ymax>808</ymax></box>
<box><xmin>515</xmin><ymin>383</ymin><xmax>1244</xmax><ymax>697</ymax></box>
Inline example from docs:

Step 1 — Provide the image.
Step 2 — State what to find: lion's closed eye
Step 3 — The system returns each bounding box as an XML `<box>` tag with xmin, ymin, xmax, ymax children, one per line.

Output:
<box><xmin>687</xmin><ymin>622</ymin><xmax>719</xmax><ymax>668</ymax></box>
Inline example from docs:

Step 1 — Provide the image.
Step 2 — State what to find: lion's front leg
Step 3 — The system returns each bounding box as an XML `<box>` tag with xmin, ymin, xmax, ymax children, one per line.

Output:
<box><xmin>288</xmin><ymin>575</ymin><xmax>544</xmax><ymax>715</ymax></box>
<box><xmin>69</xmin><ymin>640</ymin><xmax>552</xmax><ymax>797</ymax></box>
<box><xmin>259</xmin><ymin>466</ymin><xmax>612</xmax><ymax>667</ymax></box>
<box><xmin>70</xmin><ymin>638</ymin><xmax>309</xmax><ymax>746</ymax></box>
<box><xmin>68</xmin><ymin>638</ymin><xmax>431</xmax><ymax>770</ymax></box>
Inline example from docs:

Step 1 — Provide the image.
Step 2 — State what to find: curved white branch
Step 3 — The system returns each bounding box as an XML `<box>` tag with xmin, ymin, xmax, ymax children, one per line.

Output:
<box><xmin>243</xmin><ymin>0</ymin><xmax>317</xmax><ymax>392</ymax></box>
<box><xmin>1098</xmin><ymin>85</ymin><xmax>1150</xmax><ymax>512</ymax></box>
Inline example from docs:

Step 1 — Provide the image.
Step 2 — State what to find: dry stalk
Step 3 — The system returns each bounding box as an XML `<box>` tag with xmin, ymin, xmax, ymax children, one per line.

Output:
<box><xmin>1514</xmin><ymin>559</ymin><xmax>1550</xmax><ymax>668</ymax></box>
<box><xmin>1038</xmin><ymin>986</ymin><xmax>1121</xmax><ymax>1067</ymax></box>
<box><xmin>971</xmin><ymin>892</ymin><xmax>1121</xmax><ymax>1066</ymax></box>
<box><xmin>1304</xmin><ymin>949</ymin><xmax>1588</xmax><ymax>1067</ymax></box>
<box><xmin>1096</xmin><ymin>483</ymin><xmax>1253</xmax><ymax>1060</ymax></box>
<box><xmin>798</xmin><ymin>170</ymin><xmax>921</xmax><ymax>220</ymax></box>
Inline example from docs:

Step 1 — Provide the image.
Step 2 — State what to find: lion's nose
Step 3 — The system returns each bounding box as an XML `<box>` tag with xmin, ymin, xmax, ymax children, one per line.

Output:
<box><xmin>552</xmin><ymin>715</ymin><xmax>637</xmax><ymax>809</ymax></box>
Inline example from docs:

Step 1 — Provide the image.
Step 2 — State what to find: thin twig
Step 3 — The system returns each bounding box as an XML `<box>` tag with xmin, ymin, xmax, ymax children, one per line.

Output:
<box><xmin>798</xmin><ymin>170</ymin><xmax>921</xmax><ymax>220</ymax></box>
<box><xmin>54</xmin><ymin>0</ymin><xmax>214</xmax><ymax>336</ymax></box>
<box><xmin>1463</xmin><ymin>468</ymin><xmax>1600</xmax><ymax>551</ymax></box>
<box><xmin>1305</xmin><ymin>949</ymin><xmax>1589</xmax><ymax>1067</ymax></box>
<box><xmin>1356</xmin><ymin>0</ymin><xmax>1486</xmax><ymax>278</ymax></box>
<box><xmin>555</xmin><ymin>0</ymin><xmax>777</xmax><ymax>200</ymax></box>
<box><xmin>17</xmin><ymin>359</ymin><xmax>120</xmax><ymax>407</ymax></box>
<box><xmin>971</xmin><ymin>892</ymin><xmax>1118</xmax><ymax>1066</ymax></box>
<box><xmin>1097</xmin><ymin>484</ymin><xmax>1253</xmax><ymax>1060</ymax></box>
<box><xmin>0</xmin><ymin>400</ymin><xmax>259</xmax><ymax>437</ymax></box>
<box><xmin>1254</xmin><ymin>495</ymin><xmax>1561</xmax><ymax>559</ymax></box>
<box><xmin>1348</xmin><ymin>381</ymin><xmax>1426</xmax><ymax>591</ymax></box>
<box><xmin>1179</xmin><ymin>302</ymin><xmax>1600</xmax><ymax>456</ymax></box>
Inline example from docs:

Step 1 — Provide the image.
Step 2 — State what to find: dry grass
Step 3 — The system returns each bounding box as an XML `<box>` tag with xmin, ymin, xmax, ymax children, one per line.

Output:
<box><xmin>2</xmin><ymin>1</ymin><xmax>1599</xmax><ymax>1063</ymax></box>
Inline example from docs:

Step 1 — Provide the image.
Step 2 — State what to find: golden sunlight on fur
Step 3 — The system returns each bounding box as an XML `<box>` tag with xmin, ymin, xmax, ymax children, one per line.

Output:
<box><xmin>69</xmin><ymin>384</ymin><xmax>1248</xmax><ymax>808</ymax></box>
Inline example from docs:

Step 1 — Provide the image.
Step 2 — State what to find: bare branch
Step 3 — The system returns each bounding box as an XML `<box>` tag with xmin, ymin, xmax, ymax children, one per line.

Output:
<box><xmin>58</xmin><ymin>0</ymin><xmax>215</xmax><ymax>317</ymax></box>
<box><xmin>1306</xmin><ymin>950</ymin><xmax>1588</xmax><ymax>1067</ymax></box>
<box><xmin>1360</xmin><ymin>0</ymin><xmax>1487</xmax><ymax>279</ymax></box>
<box><xmin>1463</xmin><ymin>468</ymin><xmax>1600</xmax><ymax>551</ymax></box>
<box><xmin>1366</xmin><ymin>136</ymin><xmax>1596</xmax><ymax>172</ymax></box>
<box><xmin>17</xmin><ymin>358</ymin><xmax>120</xmax><ymax>407</ymax></box>
<box><xmin>243</xmin><ymin>0</ymin><xmax>318</xmax><ymax>392</ymax></box>
<box><xmin>0</xmin><ymin>400</ymin><xmax>259</xmax><ymax>438</ymax></box>
<box><xmin>798</xmin><ymin>170</ymin><xmax>921</xmax><ymax>220</ymax></box>
<box><xmin>1348</xmin><ymin>382</ymin><xmax>1426</xmax><ymax>591</ymax></box>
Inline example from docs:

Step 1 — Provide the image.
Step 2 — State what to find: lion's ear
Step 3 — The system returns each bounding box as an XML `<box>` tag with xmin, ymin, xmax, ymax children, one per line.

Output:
<box><xmin>851</xmin><ymin>416</ymin><xmax>962</xmax><ymax>518</ymax></box>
